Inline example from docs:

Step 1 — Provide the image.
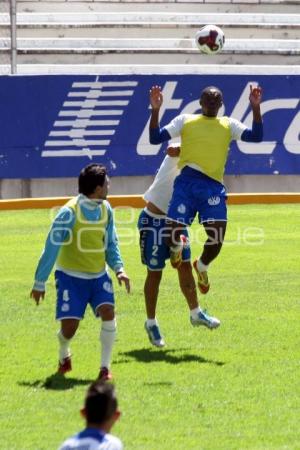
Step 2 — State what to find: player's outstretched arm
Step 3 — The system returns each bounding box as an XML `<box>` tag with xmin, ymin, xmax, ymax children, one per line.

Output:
<box><xmin>150</xmin><ymin>85</ymin><xmax>163</xmax><ymax>111</ymax></box>
<box><xmin>149</xmin><ymin>85</ymin><xmax>163</xmax><ymax>131</ymax></box>
<box><xmin>30</xmin><ymin>207</ymin><xmax>75</xmax><ymax>306</ymax></box>
<box><xmin>240</xmin><ymin>85</ymin><xmax>263</xmax><ymax>143</ymax></box>
<box><xmin>149</xmin><ymin>85</ymin><xmax>171</xmax><ymax>144</ymax></box>
<box><xmin>249</xmin><ymin>85</ymin><xmax>262</xmax><ymax>122</ymax></box>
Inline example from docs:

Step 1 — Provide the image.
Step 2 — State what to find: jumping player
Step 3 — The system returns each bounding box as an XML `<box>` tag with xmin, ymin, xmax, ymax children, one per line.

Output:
<box><xmin>148</xmin><ymin>84</ymin><xmax>263</xmax><ymax>294</ymax></box>
<box><xmin>30</xmin><ymin>164</ymin><xmax>130</xmax><ymax>381</ymax></box>
<box><xmin>138</xmin><ymin>147</ymin><xmax>220</xmax><ymax>347</ymax></box>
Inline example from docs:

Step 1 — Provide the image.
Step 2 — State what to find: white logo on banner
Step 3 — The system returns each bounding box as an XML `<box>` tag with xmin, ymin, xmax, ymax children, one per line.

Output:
<box><xmin>42</xmin><ymin>77</ymin><xmax>138</xmax><ymax>159</ymax></box>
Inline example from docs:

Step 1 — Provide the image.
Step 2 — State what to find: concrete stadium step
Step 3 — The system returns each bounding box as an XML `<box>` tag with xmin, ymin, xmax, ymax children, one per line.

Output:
<box><xmin>2</xmin><ymin>12</ymin><xmax>299</xmax><ymax>27</ymax></box>
<box><xmin>14</xmin><ymin>26</ymin><xmax>299</xmax><ymax>40</ymax></box>
<box><xmin>17</xmin><ymin>1</ymin><xmax>300</xmax><ymax>14</ymax></box>
<box><xmin>0</xmin><ymin>39</ymin><xmax>300</xmax><ymax>65</ymax></box>
<box><xmin>1</xmin><ymin>37</ymin><xmax>299</xmax><ymax>53</ymax></box>
<box><xmin>1</xmin><ymin>12</ymin><xmax>299</xmax><ymax>40</ymax></box>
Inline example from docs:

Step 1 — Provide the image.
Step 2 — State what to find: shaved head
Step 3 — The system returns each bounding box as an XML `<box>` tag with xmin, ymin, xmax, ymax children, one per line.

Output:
<box><xmin>200</xmin><ymin>86</ymin><xmax>223</xmax><ymax>100</ymax></box>
<box><xmin>200</xmin><ymin>86</ymin><xmax>223</xmax><ymax>117</ymax></box>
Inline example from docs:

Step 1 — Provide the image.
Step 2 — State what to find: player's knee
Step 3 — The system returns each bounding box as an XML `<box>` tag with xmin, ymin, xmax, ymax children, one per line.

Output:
<box><xmin>61</xmin><ymin>319</ymin><xmax>79</xmax><ymax>339</ymax></box>
<box><xmin>98</xmin><ymin>304</ymin><xmax>115</xmax><ymax>321</ymax></box>
<box><xmin>147</xmin><ymin>269</ymin><xmax>163</xmax><ymax>282</ymax></box>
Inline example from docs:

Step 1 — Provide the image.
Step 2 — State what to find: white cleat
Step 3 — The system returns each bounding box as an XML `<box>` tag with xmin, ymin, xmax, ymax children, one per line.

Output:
<box><xmin>190</xmin><ymin>310</ymin><xmax>220</xmax><ymax>329</ymax></box>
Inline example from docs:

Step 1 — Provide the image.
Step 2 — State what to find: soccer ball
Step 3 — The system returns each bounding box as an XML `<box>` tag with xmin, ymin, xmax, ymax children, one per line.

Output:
<box><xmin>195</xmin><ymin>25</ymin><xmax>225</xmax><ymax>55</ymax></box>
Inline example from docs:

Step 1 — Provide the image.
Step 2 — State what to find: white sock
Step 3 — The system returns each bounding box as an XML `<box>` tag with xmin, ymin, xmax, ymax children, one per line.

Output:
<box><xmin>100</xmin><ymin>319</ymin><xmax>117</xmax><ymax>369</ymax></box>
<box><xmin>190</xmin><ymin>307</ymin><xmax>201</xmax><ymax>320</ymax></box>
<box><xmin>197</xmin><ymin>258</ymin><xmax>209</xmax><ymax>272</ymax></box>
<box><xmin>147</xmin><ymin>318</ymin><xmax>158</xmax><ymax>327</ymax></box>
<box><xmin>57</xmin><ymin>330</ymin><xmax>71</xmax><ymax>363</ymax></box>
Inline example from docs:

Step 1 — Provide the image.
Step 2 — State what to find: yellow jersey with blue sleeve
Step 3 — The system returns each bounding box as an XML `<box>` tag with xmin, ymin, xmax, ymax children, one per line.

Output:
<box><xmin>165</xmin><ymin>114</ymin><xmax>246</xmax><ymax>183</ymax></box>
<box><xmin>33</xmin><ymin>194</ymin><xmax>124</xmax><ymax>300</ymax></box>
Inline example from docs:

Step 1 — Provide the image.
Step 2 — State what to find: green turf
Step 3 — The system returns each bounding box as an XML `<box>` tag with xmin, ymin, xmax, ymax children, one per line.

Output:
<box><xmin>0</xmin><ymin>205</ymin><xmax>300</xmax><ymax>449</ymax></box>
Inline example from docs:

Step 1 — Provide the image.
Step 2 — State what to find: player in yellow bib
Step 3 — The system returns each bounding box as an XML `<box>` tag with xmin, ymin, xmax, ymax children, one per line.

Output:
<box><xmin>149</xmin><ymin>84</ymin><xmax>263</xmax><ymax>293</ymax></box>
<box><xmin>30</xmin><ymin>164</ymin><xmax>130</xmax><ymax>381</ymax></box>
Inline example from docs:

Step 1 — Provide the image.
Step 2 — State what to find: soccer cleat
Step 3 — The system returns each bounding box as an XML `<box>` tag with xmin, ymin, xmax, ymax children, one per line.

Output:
<box><xmin>144</xmin><ymin>321</ymin><xmax>165</xmax><ymax>347</ymax></box>
<box><xmin>190</xmin><ymin>310</ymin><xmax>220</xmax><ymax>329</ymax></box>
<box><xmin>193</xmin><ymin>259</ymin><xmax>210</xmax><ymax>294</ymax></box>
<box><xmin>57</xmin><ymin>356</ymin><xmax>72</xmax><ymax>374</ymax></box>
<box><xmin>170</xmin><ymin>235</ymin><xmax>188</xmax><ymax>269</ymax></box>
<box><xmin>98</xmin><ymin>367</ymin><xmax>112</xmax><ymax>382</ymax></box>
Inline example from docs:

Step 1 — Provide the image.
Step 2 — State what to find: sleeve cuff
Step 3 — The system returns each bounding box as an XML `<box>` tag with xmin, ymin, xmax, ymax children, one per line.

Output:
<box><xmin>114</xmin><ymin>266</ymin><xmax>124</xmax><ymax>275</ymax></box>
<box><xmin>149</xmin><ymin>127</ymin><xmax>171</xmax><ymax>145</ymax></box>
<box><xmin>33</xmin><ymin>281</ymin><xmax>46</xmax><ymax>291</ymax></box>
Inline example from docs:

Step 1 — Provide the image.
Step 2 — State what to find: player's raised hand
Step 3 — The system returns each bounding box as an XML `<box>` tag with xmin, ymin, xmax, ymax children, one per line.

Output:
<box><xmin>117</xmin><ymin>271</ymin><xmax>131</xmax><ymax>294</ymax></box>
<box><xmin>150</xmin><ymin>85</ymin><xmax>163</xmax><ymax>110</ymax></box>
<box><xmin>30</xmin><ymin>289</ymin><xmax>45</xmax><ymax>306</ymax></box>
<box><xmin>249</xmin><ymin>85</ymin><xmax>262</xmax><ymax>107</ymax></box>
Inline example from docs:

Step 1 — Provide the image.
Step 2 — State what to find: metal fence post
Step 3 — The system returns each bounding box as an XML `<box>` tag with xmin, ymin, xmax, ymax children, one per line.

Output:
<box><xmin>10</xmin><ymin>0</ymin><xmax>17</xmax><ymax>74</ymax></box>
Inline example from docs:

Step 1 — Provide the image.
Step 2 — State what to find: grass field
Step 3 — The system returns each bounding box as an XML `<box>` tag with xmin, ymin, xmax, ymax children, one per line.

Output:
<box><xmin>0</xmin><ymin>204</ymin><xmax>300</xmax><ymax>450</ymax></box>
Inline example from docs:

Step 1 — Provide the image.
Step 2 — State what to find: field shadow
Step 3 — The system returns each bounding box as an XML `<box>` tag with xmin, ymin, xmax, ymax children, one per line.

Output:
<box><xmin>118</xmin><ymin>348</ymin><xmax>225</xmax><ymax>366</ymax></box>
<box><xmin>18</xmin><ymin>373</ymin><xmax>94</xmax><ymax>391</ymax></box>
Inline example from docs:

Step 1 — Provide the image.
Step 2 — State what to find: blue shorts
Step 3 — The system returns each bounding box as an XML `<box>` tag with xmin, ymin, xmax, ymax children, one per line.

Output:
<box><xmin>55</xmin><ymin>270</ymin><xmax>114</xmax><ymax>320</ymax></box>
<box><xmin>137</xmin><ymin>209</ymin><xmax>191</xmax><ymax>270</ymax></box>
<box><xmin>167</xmin><ymin>167</ymin><xmax>227</xmax><ymax>225</ymax></box>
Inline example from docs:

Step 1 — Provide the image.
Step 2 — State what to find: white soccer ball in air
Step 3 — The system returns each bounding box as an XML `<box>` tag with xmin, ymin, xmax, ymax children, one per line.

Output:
<box><xmin>195</xmin><ymin>25</ymin><xmax>225</xmax><ymax>55</ymax></box>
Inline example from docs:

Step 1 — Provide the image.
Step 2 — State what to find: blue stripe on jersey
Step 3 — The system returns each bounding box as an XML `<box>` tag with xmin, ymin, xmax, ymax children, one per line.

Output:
<box><xmin>76</xmin><ymin>428</ymin><xmax>105</xmax><ymax>443</ymax></box>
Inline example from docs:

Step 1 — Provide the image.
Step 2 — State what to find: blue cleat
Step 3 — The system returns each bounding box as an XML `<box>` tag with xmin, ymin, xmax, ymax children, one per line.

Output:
<box><xmin>144</xmin><ymin>321</ymin><xmax>165</xmax><ymax>347</ymax></box>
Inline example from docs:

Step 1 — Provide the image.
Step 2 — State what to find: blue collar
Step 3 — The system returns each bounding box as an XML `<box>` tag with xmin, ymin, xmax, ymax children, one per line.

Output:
<box><xmin>77</xmin><ymin>427</ymin><xmax>106</xmax><ymax>443</ymax></box>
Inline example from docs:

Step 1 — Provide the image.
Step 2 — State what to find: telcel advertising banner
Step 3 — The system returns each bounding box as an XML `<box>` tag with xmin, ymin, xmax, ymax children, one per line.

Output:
<box><xmin>0</xmin><ymin>74</ymin><xmax>299</xmax><ymax>178</ymax></box>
